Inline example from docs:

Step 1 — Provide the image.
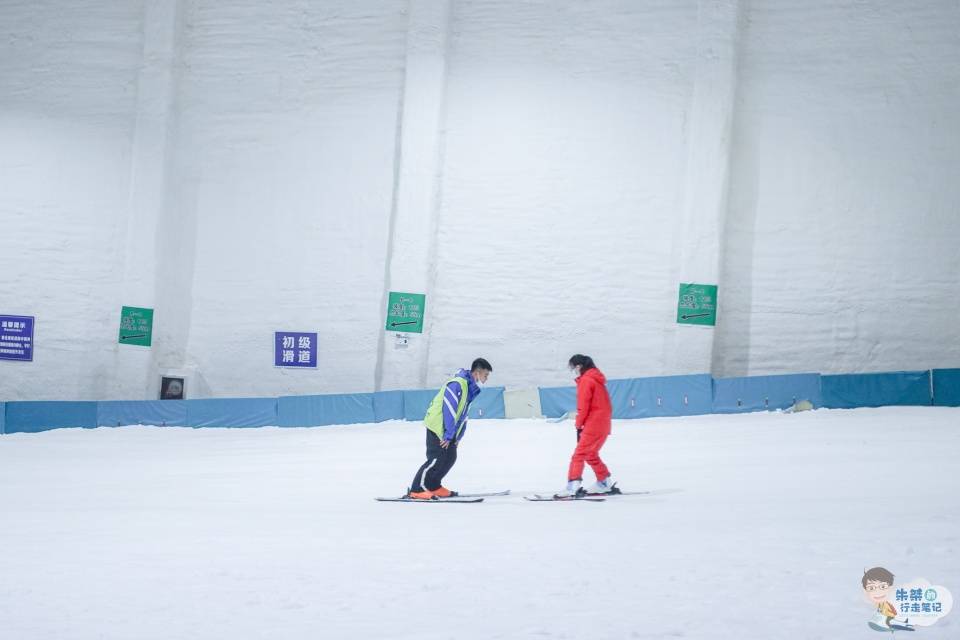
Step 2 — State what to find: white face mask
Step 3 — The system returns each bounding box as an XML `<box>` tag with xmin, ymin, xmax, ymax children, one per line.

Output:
<box><xmin>571</xmin><ymin>366</ymin><xmax>581</xmax><ymax>379</ymax></box>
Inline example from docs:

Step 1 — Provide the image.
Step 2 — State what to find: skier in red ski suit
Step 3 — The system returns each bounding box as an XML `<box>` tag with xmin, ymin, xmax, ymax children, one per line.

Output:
<box><xmin>558</xmin><ymin>354</ymin><xmax>616</xmax><ymax>497</ymax></box>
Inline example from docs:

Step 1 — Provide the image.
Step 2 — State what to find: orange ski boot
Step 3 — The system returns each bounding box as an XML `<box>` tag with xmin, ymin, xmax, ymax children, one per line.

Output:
<box><xmin>406</xmin><ymin>489</ymin><xmax>435</xmax><ymax>500</ymax></box>
<box><xmin>431</xmin><ymin>487</ymin><xmax>458</xmax><ymax>498</ymax></box>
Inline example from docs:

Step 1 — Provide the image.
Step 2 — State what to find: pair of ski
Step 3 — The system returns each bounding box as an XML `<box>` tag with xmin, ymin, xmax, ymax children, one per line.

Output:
<box><xmin>525</xmin><ymin>487</ymin><xmax>650</xmax><ymax>502</ymax></box>
<box><xmin>376</xmin><ymin>488</ymin><xmax>650</xmax><ymax>503</ymax></box>
<box><xmin>375</xmin><ymin>490</ymin><xmax>509</xmax><ymax>503</ymax></box>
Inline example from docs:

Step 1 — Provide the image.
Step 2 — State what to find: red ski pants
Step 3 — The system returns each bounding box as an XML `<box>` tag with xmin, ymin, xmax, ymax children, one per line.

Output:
<box><xmin>568</xmin><ymin>428</ymin><xmax>610</xmax><ymax>482</ymax></box>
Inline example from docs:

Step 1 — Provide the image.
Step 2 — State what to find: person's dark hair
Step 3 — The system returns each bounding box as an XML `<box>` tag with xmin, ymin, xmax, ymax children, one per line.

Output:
<box><xmin>568</xmin><ymin>354</ymin><xmax>595</xmax><ymax>372</ymax></box>
<box><xmin>471</xmin><ymin>358</ymin><xmax>493</xmax><ymax>373</ymax></box>
<box><xmin>862</xmin><ymin>567</ymin><xmax>894</xmax><ymax>589</ymax></box>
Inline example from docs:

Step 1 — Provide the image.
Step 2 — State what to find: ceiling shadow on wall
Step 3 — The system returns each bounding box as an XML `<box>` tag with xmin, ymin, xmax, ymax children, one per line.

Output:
<box><xmin>712</xmin><ymin>101</ymin><xmax>761</xmax><ymax>379</ymax></box>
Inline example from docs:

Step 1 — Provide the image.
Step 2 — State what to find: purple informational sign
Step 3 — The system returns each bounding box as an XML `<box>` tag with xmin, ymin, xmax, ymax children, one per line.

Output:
<box><xmin>0</xmin><ymin>315</ymin><xmax>35</xmax><ymax>362</ymax></box>
<box><xmin>274</xmin><ymin>331</ymin><xmax>317</xmax><ymax>368</ymax></box>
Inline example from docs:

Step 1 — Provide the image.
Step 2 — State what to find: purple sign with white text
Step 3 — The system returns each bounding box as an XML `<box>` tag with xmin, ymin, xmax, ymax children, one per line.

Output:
<box><xmin>0</xmin><ymin>315</ymin><xmax>35</xmax><ymax>362</ymax></box>
<box><xmin>274</xmin><ymin>331</ymin><xmax>317</xmax><ymax>368</ymax></box>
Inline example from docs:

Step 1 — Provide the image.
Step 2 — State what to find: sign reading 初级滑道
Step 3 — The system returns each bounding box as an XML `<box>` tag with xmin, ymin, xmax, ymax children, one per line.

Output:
<box><xmin>0</xmin><ymin>315</ymin><xmax>34</xmax><ymax>362</ymax></box>
<box><xmin>386</xmin><ymin>292</ymin><xmax>425</xmax><ymax>333</ymax></box>
<box><xmin>275</xmin><ymin>332</ymin><xmax>317</xmax><ymax>368</ymax></box>
<box><xmin>677</xmin><ymin>283</ymin><xmax>718</xmax><ymax>326</ymax></box>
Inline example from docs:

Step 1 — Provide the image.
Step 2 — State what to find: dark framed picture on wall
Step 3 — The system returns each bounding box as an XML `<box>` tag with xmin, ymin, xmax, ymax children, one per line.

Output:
<box><xmin>159</xmin><ymin>376</ymin><xmax>186</xmax><ymax>400</ymax></box>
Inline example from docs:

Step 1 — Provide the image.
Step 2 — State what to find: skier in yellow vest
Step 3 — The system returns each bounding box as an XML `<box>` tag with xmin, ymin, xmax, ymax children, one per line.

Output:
<box><xmin>407</xmin><ymin>358</ymin><xmax>492</xmax><ymax>499</ymax></box>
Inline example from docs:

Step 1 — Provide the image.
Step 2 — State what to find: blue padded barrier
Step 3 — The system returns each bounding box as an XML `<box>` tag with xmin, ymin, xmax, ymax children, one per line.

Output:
<box><xmin>402</xmin><ymin>390</ymin><xmax>437</xmax><ymax>421</ymax></box>
<box><xmin>932</xmin><ymin>369</ymin><xmax>960</xmax><ymax>407</ymax></box>
<box><xmin>821</xmin><ymin>371</ymin><xmax>931</xmax><ymax>409</ymax></box>
<box><xmin>542</xmin><ymin>375</ymin><xmax>713</xmax><ymax>419</ymax></box>
<box><xmin>538</xmin><ymin>386</ymin><xmax>577</xmax><ymax>418</ymax></box>
<box><xmin>97</xmin><ymin>400</ymin><xmax>188</xmax><ymax>427</ymax></box>
<box><xmin>712</xmin><ymin>373</ymin><xmax>822</xmax><ymax>414</ymax></box>
<box><xmin>5</xmin><ymin>401</ymin><xmax>99</xmax><ymax>433</ymax></box>
<box><xmin>0</xmin><ymin>402</ymin><xmax>4</xmax><ymax>434</ymax></box>
<box><xmin>373</xmin><ymin>391</ymin><xmax>405</xmax><ymax>422</ymax></box>
<box><xmin>608</xmin><ymin>374</ymin><xmax>714</xmax><ymax>418</ymax></box>
<box><xmin>467</xmin><ymin>386</ymin><xmax>506</xmax><ymax>419</ymax></box>
<box><xmin>186</xmin><ymin>398</ymin><xmax>277</xmax><ymax>428</ymax></box>
<box><xmin>278</xmin><ymin>393</ymin><xmax>375</xmax><ymax>427</ymax></box>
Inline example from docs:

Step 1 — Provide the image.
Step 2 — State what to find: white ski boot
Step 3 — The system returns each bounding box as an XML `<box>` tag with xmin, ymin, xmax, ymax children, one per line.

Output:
<box><xmin>554</xmin><ymin>479</ymin><xmax>583</xmax><ymax>498</ymax></box>
<box><xmin>585</xmin><ymin>476</ymin><xmax>618</xmax><ymax>495</ymax></box>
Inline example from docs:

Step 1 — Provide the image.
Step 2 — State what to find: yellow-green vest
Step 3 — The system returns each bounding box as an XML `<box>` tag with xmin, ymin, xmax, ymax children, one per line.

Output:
<box><xmin>424</xmin><ymin>375</ymin><xmax>469</xmax><ymax>440</ymax></box>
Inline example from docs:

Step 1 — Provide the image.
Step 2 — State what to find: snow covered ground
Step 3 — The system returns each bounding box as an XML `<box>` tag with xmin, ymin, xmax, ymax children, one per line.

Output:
<box><xmin>1</xmin><ymin>406</ymin><xmax>957</xmax><ymax>639</ymax></box>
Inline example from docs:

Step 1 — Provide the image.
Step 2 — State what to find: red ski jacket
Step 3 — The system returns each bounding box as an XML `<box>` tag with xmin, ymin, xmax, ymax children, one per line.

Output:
<box><xmin>574</xmin><ymin>367</ymin><xmax>612</xmax><ymax>435</ymax></box>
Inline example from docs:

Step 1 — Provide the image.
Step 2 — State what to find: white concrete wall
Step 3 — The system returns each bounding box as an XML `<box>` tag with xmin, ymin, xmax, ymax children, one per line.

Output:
<box><xmin>0</xmin><ymin>1</ymin><xmax>144</xmax><ymax>400</ymax></box>
<box><xmin>2</xmin><ymin>0</ymin><xmax>959</xmax><ymax>400</ymax></box>
<box><xmin>715</xmin><ymin>0</ymin><xmax>960</xmax><ymax>376</ymax></box>
<box><xmin>426</xmin><ymin>0</ymin><xmax>700</xmax><ymax>388</ymax></box>
<box><xmin>170</xmin><ymin>0</ymin><xmax>408</xmax><ymax>397</ymax></box>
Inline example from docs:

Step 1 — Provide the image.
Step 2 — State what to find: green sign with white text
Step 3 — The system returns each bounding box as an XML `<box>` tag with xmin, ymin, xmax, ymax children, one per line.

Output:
<box><xmin>677</xmin><ymin>284</ymin><xmax>718</xmax><ymax>326</ymax></box>
<box><xmin>386</xmin><ymin>292</ymin><xmax>425</xmax><ymax>333</ymax></box>
<box><xmin>119</xmin><ymin>306</ymin><xmax>154</xmax><ymax>346</ymax></box>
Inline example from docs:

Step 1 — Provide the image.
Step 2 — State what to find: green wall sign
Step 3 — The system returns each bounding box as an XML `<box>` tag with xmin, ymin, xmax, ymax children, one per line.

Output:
<box><xmin>386</xmin><ymin>292</ymin><xmax>425</xmax><ymax>333</ymax></box>
<box><xmin>677</xmin><ymin>283</ymin><xmax>718</xmax><ymax>326</ymax></box>
<box><xmin>119</xmin><ymin>306</ymin><xmax>154</xmax><ymax>346</ymax></box>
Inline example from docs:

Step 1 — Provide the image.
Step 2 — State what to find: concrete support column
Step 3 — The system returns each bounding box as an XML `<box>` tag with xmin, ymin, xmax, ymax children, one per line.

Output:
<box><xmin>375</xmin><ymin>0</ymin><xmax>452</xmax><ymax>391</ymax></box>
<box><xmin>112</xmin><ymin>0</ymin><xmax>182</xmax><ymax>398</ymax></box>
<box><xmin>663</xmin><ymin>0</ymin><xmax>743</xmax><ymax>376</ymax></box>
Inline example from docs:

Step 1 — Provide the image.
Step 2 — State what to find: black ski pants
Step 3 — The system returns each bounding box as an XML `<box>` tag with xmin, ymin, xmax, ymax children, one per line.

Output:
<box><xmin>410</xmin><ymin>430</ymin><xmax>458</xmax><ymax>492</ymax></box>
